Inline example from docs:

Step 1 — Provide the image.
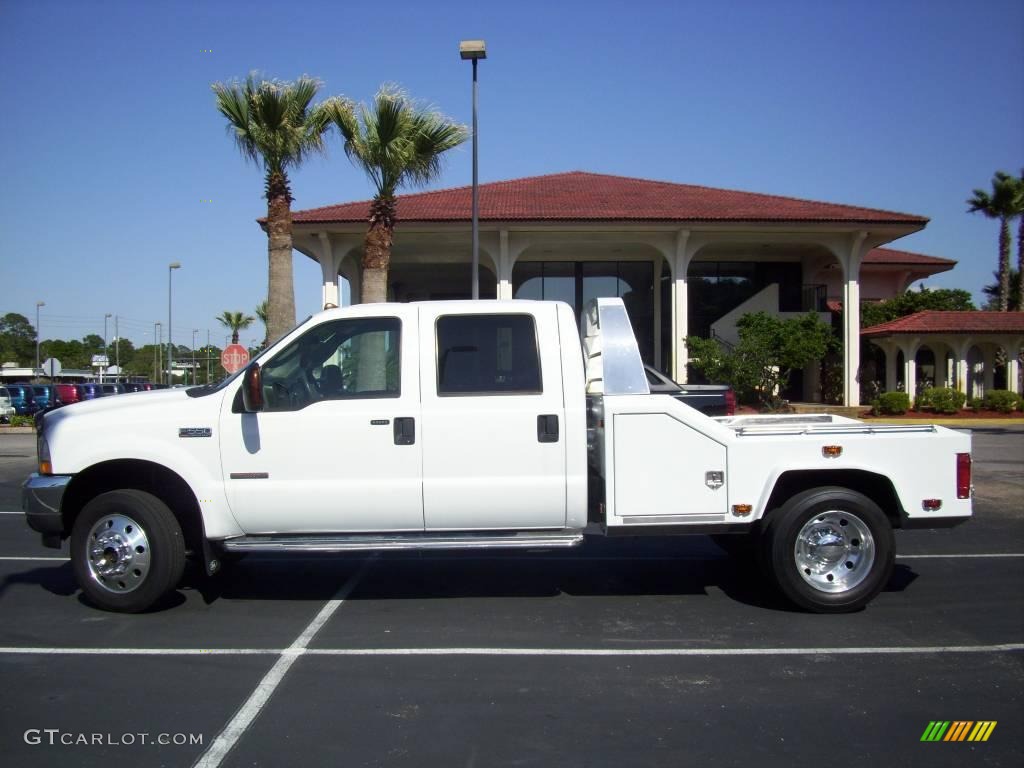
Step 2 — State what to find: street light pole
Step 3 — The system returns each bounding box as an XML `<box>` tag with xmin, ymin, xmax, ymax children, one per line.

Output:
<box><xmin>154</xmin><ymin>322</ymin><xmax>162</xmax><ymax>383</ymax></box>
<box><xmin>192</xmin><ymin>329</ymin><xmax>198</xmax><ymax>386</ymax></box>
<box><xmin>168</xmin><ymin>262</ymin><xmax>181</xmax><ymax>385</ymax></box>
<box><xmin>35</xmin><ymin>301</ymin><xmax>45</xmax><ymax>375</ymax></box>
<box><xmin>460</xmin><ymin>39</ymin><xmax>486</xmax><ymax>300</ymax></box>
<box><xmin>103</xmin><ymin>312</ymin><xmax>112</xmax><ymax>384</ymax></box>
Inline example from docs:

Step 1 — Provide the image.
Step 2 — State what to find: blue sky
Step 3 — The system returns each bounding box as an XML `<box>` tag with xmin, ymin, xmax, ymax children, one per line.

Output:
<box><xmin>1</xmin><ymin>0</ymin><xmax>1022</xmax><ymax>348</ymax></box>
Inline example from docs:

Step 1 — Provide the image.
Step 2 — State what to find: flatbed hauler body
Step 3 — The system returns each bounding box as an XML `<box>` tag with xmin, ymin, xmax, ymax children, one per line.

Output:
<box><xmin>23</xmin><ymin>299</ymin><xmax>971</xmax><ymax>613</ymax></box>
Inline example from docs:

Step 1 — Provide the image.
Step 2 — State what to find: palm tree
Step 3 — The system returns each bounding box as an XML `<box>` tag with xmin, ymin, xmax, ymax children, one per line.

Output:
<box><xmin>1013</xmin><ymin>170</ymin><xmax>1024</xmax><ymax>308</ymax></box>
<box><xmin>324</xmin><ymin>86</ymin><xmax>468</xmax><ymax>303</ymax></box>
<box><xmin>982</xmin><ymin>268</ymin><xmax>1022</xmax><ymax>312</ymax></box>
<box><xmin>212</xmin><ymin>74</ymin><xmax>333</xmax><ymax>341</ymax></box>
<box><xmin>254</xmin><ymin>300</ymin><xmax>269</xmax><ymax>348</ymax></box>
<box><xmin>217</xmin><ymin>311</ymin><xmax>255</xmax><ymax>345</ymax></box>
<box><xmin>968</xmin><ymin>171</ymin><xmax>1019</xmax><ymax>311</ymax></box>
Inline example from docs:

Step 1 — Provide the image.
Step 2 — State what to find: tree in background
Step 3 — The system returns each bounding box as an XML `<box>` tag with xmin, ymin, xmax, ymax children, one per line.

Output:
<box><xmin>216</xmin><ymin>311</ymin><xmax>255</xmax><ymax>345</ymax></box>
<box><xmin>967</xmin><ymin>171</ymin><xmax>1021</xmax><ymax>311</ymax></box>
<box><xmin>325</xmin><ymin>86</ymin><xmax>468</xmax><ymax>303</ymax></box>
<box><xmin>0</xmin><ymin>313</ymin><xmax>35</xmax><ymax>365</ymax></box>
<box><xmin>255</xmin><ymin>300</ymin><xmax>269</xmax><ymax>348</ymax></box>
<box><xmin>860</xmin><ymin>286</ymin><xmax>976</xmax><ymax>329</ymax></box>
<box><xmin>982</xmin><ymin>268</ymin><xmax>1021</xmax><ymax>312</ymax></box>
<box><xmin>688</xmin><ymin>312</ymin><xmax>834</xmax><ymax>410</ymax></box>
<box><xmin>213</xmin><ymin>74</ymin><xmax>333</xmax><ymax>343</ymax></box>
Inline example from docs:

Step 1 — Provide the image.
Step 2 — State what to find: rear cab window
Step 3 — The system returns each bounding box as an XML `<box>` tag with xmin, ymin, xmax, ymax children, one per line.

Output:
<box><xmin>435</xmin><ymin>314</ymin><xmax>542</xmax><ymax>396</ymax></box>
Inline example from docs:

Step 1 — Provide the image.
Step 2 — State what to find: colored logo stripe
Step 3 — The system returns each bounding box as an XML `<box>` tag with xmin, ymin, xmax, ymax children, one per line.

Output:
<box><xmin>920</xmin><ymin>721</ymin><xmax>996</xmax><ymax>742</ymax></box>
<box><xmin>968</xmin><ymin>722</ymin><xmax>997</xmax><ymax>742</ymax></box>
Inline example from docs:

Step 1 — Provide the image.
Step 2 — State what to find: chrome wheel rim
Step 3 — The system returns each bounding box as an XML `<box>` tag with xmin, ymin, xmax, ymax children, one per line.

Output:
<box><xmin>85</xmin><ymin>514</ymin><xmax>151</xmax><ymax>594</ymax></box>
<box><xmin>794</xmin><ymin>510</ymin><xmax>875</xmax><ymax>593</ymax></box>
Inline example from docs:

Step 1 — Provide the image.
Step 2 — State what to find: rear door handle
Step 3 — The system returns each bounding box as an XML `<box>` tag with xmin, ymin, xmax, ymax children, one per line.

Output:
<box><xmin>394</xmin><ymin>417</ymin><xmax>415</xmax><ymax>445</ymax></box>
<box><xmin>537</xmin><ymin>414</ymin><xmax>559</xmax><ymax>443</ymax></box>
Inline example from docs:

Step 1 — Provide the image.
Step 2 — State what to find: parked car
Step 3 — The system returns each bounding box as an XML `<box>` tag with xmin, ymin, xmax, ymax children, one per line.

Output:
<box><xmin>100</xmin><ymin>383</ymin><xmax>126</xmax><ymax>396</ymax></box>
<box><xmin>124</xmin><ymin>383</ymin><xmax>150</xmax><ymax>392</ymax></box>
<box><xmin>51</xmin><ymin>384</ymin><xmax>82</xmax><ymax>408</ymax></box>
<box><xmin>31</xmin><ymin>385</ymin><xmax>54</xmax><ymax>411</ymax></box>
<box><xmin>6</xmin><ymin>384</ymin><xmax>38</xmax><ymax>415</ymax></box>
<box><xmin>74</xmin><ymin>384</ymin><xmax>105</xmax><ymax>401</ymax></box>
<box><xmin>643</xmin><ymin>365</ymin><xmax>736</xmax><ymax>416</ymax></box>
<box><xmin>0</xmin><ymin>387</ymin><xmax>15</xmax><ymax>422</ymax></box>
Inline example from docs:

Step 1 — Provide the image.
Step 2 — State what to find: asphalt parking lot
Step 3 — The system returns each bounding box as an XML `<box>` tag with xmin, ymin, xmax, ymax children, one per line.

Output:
<box><xmin>0</xmin><ymin>428</ymin><xmax>1021</xmax><ymax>767</ymax></box>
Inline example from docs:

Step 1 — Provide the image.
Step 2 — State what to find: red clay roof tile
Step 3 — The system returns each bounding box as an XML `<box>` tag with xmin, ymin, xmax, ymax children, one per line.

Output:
<box><xmin>290</xmin><ymin>171</ymin><xmax>929</xmax><ymax>225</ymax></box>
<box><xmin>862</xmin><ymin>311</ymin><xmax>1024</xmax><ymax>337</ymax></box>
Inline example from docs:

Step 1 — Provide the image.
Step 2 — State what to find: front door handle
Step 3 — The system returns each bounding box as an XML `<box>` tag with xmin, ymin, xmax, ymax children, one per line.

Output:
<box><xmin>537</xmin><ymin>414</ymin><xmax>559</xmax><ymax>443</ymax></box>
<box><xmin>394</xmin><ymin>417</ymin><xmax>415</xmax><ymax>445</ymax></box>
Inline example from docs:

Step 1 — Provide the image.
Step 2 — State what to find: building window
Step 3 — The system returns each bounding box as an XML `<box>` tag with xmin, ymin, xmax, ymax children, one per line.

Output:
<box><xmin>512</xmin><ymin>261</ymin><xmax>654</xmax><ymax>363</ymax></box>
<box><xmin>436</xmin><ymin>314</ymin><xmax>542</xmax><ymax>395</ymax></box>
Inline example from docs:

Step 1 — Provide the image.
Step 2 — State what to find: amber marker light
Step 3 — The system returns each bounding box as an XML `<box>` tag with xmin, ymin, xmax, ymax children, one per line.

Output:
<box><xmin>732</xmin><ymin>504</ymin><xmax>753</xmax><ymax>516</ymax></box>
<box><xmin>822</xmin><ymin>445</ymin><xmax>843</xmax><ymax>458</ymax></box>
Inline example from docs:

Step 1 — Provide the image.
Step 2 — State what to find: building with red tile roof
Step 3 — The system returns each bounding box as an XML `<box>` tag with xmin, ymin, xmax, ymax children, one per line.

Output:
<box><xmin>862</xmin><ymin>312</ymin><xmax>1024</xmax><ymax>398</ymax></box>
<box><xmin>280</xmin><ymin>171</ymin><xmax>961</xmax><ymax>407</ymax></box>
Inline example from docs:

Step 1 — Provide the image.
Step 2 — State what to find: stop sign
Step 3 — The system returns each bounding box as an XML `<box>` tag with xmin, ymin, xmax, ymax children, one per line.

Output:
<box><xmin>220</xmin><ymin>344</ymin><xmax>250</xmax><ymax>374</ymax></box>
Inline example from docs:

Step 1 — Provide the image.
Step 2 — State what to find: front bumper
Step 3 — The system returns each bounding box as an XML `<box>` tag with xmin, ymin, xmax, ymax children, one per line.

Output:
<box><xmin>22</xmin><ymin>473</ymin><xmax>71</xmax><ymax>548</ymax></box>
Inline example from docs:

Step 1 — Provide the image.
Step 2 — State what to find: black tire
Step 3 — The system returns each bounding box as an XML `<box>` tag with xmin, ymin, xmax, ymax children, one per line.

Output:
<box><xmin>71</xmin><ymin>490</ymin><xmax>186</xmax><ymax>613</ymax></box>
<box><xmin>761</xmin><ymin>486</ymin><xmax>894</xmax><ymax>613</ymax></box>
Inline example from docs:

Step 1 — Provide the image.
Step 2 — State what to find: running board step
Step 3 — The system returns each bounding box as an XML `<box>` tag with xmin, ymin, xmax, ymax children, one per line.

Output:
<box><xmin>221</xmin><ymin>530</ymin><xmax>585</xmax><ymax>553</ymax></box>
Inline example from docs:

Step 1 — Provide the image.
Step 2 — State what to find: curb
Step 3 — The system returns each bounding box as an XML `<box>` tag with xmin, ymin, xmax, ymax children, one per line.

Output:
<box><xmin>0</xmin><ymin>427</ymin><xmax>35</xmax><ymax>435</ymax></box>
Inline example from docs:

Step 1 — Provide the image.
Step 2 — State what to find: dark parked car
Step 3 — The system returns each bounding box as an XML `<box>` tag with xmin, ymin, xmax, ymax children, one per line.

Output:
<box><xmin>644</xmin><ymin>365</ymin><xmax>736</xmax><ymax>417</ymax></box>
<box><xmin>31</xmin><ymin>385</ymin><xmax>55</xmax><ymax>410</ymax></box>
<box><xmin>100</xmin><ymin>383</ymin><xmax>126</xmax><ymax>396</ymax></box>
<box><xmin>6</xmin><ymin>384</ymin><xmax>38</xmax><ymax>415</ymax></box>
<box><xmin>74</xmin><ymin>383</ymin><xmax>105</xmax><ymax>401</ymax></box>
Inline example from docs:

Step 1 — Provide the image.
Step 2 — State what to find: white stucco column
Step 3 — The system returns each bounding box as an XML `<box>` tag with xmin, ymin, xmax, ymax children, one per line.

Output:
<box><xmin>317</xmin><ymin>233</ymin><xmax>341</xmax><ymax>309</ymax></box>
<box><xmin>899</xmin><ymin>338</ymin><xmax>920</xmax><ymax>404</ymax></box>
<box><xmin>653</xmin><ymin>257</ymin><xmax>663</xmax><ymax>370</ymax></box>
<box><xmin>1008</xmin><ymin>355</ymin><xmax>1021</xmax><ymax>394</ymax></box>
<box><xmin>952</xmin><ymin>338</ymin><xmax>973</xmax><ymax>394</ymax></box>
<box><xmin>497</xmin><ymin>229</ymin><xmax>513</xmax><ymax>300</ymax></box>
<box><xmin>840</xmin><ymin>232</ymin><xmax>867</xmax><ymax>407</ymax></box>
<box><xmin>671</xmin><ymin>230</ymin><xmax>692</xmax><ymax>383</ymax></box>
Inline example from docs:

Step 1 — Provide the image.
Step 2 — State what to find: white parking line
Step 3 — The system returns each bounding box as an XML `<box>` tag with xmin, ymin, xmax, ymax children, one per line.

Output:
<box><xmin>192</xmin><ymin>557</ymin><xmax>373</xmax><ymax>768</ymax></box>
<box><xmin>897</xmin><ymin>553</ymin><xmax>1024</xmax><ymax>559</ymax></box>
<box><xmin>0</xmin><ymin>556</ymin><xmax>68</xmax><ymax>561</ymax></box>
<box><xmin>0</xmin><ymin>511</ymin><xmax>24</xmax><ymax>515</ymax></box>
<box><xmin>0</xmin><ymin>643</ymin><xmax>1020</xmax><ymax>657</ymax></box>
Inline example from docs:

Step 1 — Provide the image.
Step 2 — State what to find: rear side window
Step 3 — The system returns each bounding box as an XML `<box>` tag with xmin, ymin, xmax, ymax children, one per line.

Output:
<box><xmin>436</xmin><ymin>314</ymin><xmax>541</xmax><ymax>395</ymax></box>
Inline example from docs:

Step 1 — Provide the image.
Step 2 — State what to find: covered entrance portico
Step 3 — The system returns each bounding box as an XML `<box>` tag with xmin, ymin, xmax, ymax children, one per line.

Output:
<box><xmin>283</xmin><ymin>172</ymin><xmax>940</xmax><ymax>407</ymax></box>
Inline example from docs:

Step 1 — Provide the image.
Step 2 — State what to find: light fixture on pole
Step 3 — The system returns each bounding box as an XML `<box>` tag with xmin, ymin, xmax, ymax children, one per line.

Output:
<box><xmin>460</xmin><ymin>39</ymin><xmax>486</xmax><ymax>300</ymax></box>
<box><xmin>35</xmin><ymin>301</ymin><xmax>45</xmax><ymax>374</ymax></box>
<box><xmin>168</xmin><ymin>262</ymin><xmax>181</xmax><ymax>384</ymax></box>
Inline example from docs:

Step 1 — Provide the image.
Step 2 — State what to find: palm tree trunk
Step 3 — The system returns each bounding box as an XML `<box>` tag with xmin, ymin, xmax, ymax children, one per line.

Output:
<box><xmin>360</xmin><ymin>196</ymin><xmax>395</xmax><ymax>304</ymax></box>
<box><xmin>232</xmin><ymin>330</ymin><xmax>240</xmax><ymax>345</ymax></box>
<box><xmin>266</xmin><ymin>171</ymin><xmax>297</xmax><ymax>341</ymax></box>
<box><xmin>998</xmin><ymin>217</ymin><xmax>1011</xmax><ymax>311</ymax></box>
<box><xmin>1016</xmin><ymin>216</ymin><xmax>1023</xmax><ymax>311</ymax></box>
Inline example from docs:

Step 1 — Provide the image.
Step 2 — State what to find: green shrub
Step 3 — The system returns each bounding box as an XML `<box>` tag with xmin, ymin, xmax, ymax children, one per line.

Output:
<box><xmin>968</xmin><ymin>397</ymin><xmax>984</xmax><ymax>412</ymax></box>
<box><xmin>917</xmin><ymin>387</ymin><xmax>966</xmax><ymax>414</ymax></box>
<box><xmin>870</xmin><ymin>399</ymin><xmax>882</xmax><ymax>417</ymax></box>
<box><xmin>7</xmin><ymin>415</ymin><xmax>36</xmax><ymax>428</ymax></box>
<box><xmin>878</xmin><ymin>391</ymin><xmax>910</xmax><ymax>415</ymax></box>
<box><xmin>983</xmin><ymin>390</ymin><xmax>1021</xmax><ymax>414</ymax></box>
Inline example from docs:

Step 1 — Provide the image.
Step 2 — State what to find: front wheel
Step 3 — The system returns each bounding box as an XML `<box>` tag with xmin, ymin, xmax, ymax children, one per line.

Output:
<box><xmin>71</xmin><ymin>490</ymin><xmax>186</xmax><ymax>613</ymax></box>
<box><xmin>762</xmin><ymin>487</ymin><xmax>894</xmax><ymax>613</ymax></box>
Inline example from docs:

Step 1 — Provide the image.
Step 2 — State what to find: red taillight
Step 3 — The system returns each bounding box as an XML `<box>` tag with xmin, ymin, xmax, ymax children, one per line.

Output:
<box><xmin>725</xmin><ymin>389</ymin><xmax>736</xmax><ymax>416</ymax></box>
<box><xmin>956</xmin><ymin>453</ymin><xmax>971</xmax><ymax>499</ymax></box>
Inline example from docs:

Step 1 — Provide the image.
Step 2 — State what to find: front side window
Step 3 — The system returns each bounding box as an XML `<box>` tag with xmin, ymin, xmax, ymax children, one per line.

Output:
<box><xmin>436</xmin><ymin>314</ymin><xmax>541</xmax><ymax>395</ymax></box>
<box><xmin>259</xmin><ymin>317</ymin><xmax>401</xmax><ymax>412</ymax></box>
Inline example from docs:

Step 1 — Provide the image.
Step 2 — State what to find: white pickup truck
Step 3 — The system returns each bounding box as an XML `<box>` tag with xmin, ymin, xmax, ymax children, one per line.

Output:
<box><xmin>23</xmin><ymin>299</ymin><xmax>972</xmax><ymax>614</ymax></box>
